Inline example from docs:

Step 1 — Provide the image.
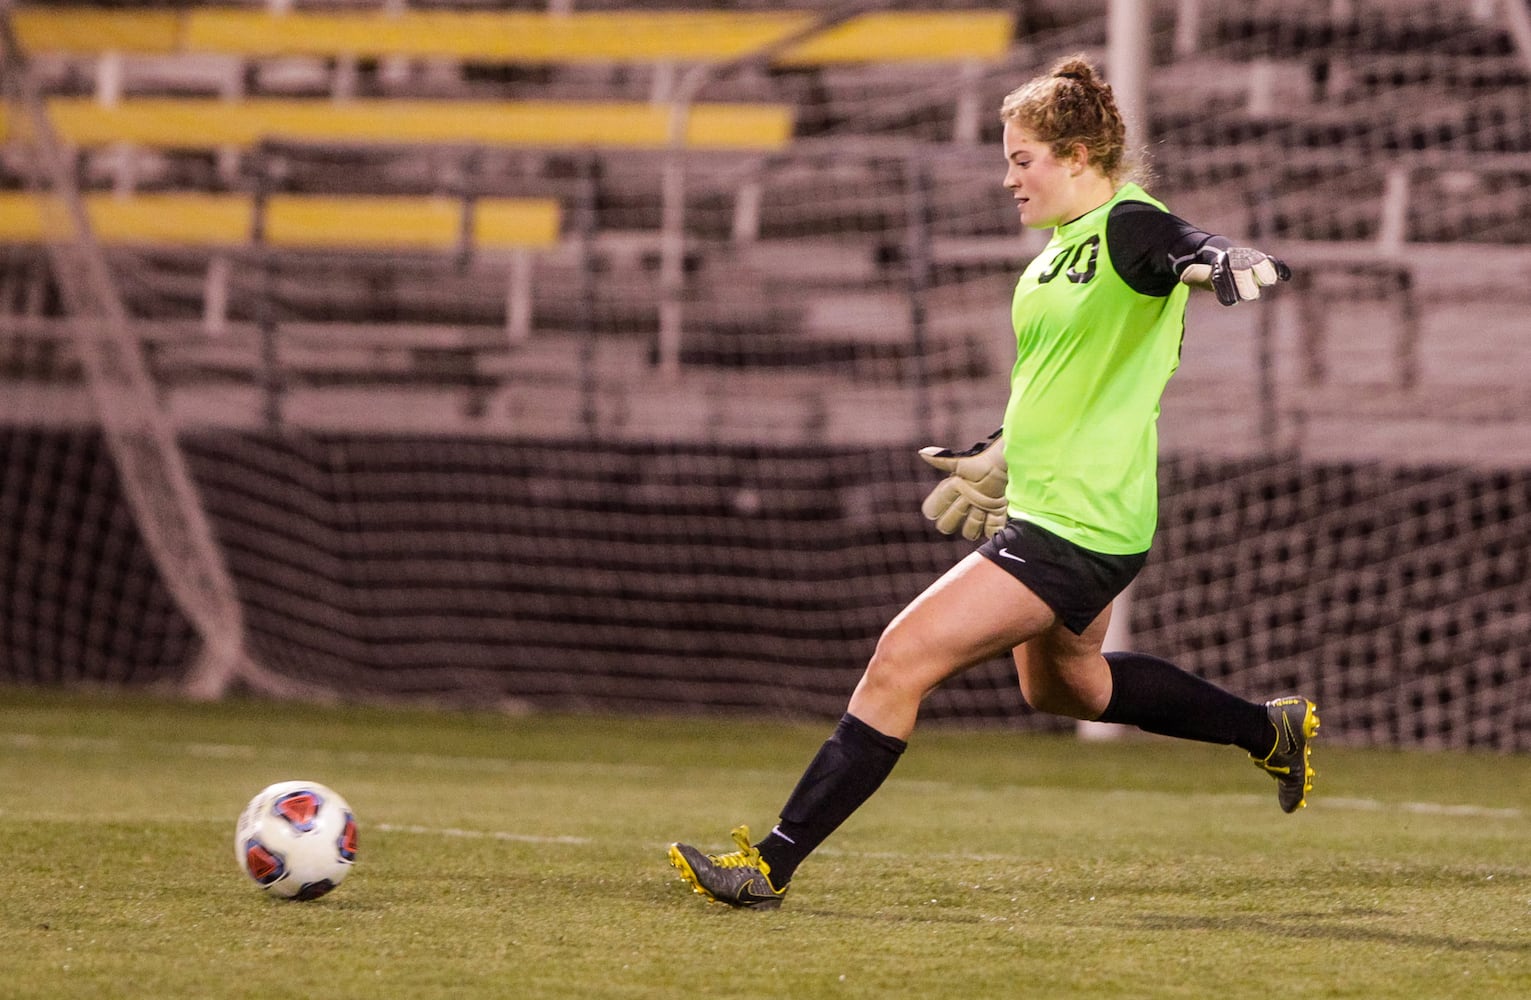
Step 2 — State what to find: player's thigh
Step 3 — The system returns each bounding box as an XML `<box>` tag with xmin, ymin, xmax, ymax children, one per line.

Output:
<box><xmin>875</xmin><ymin>550</ymin><xmax>1056</xmax><ymax>685</ymax></box>
<box><xmin>1012</xmin><ymin>603</ymin><xmax>1113</xmax><ymax>712</ymax></box>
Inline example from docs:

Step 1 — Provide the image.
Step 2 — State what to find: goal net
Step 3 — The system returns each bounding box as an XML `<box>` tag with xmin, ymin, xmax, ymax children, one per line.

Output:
<box><xmin>0</xmin><ymin>13</ymin><xmax>259</xmax><ymax>698</ymax></box>
<box><xmin>2</xmin><ymin>1</ymin><xmax>1528</xmax><ymax>750</ymax></box>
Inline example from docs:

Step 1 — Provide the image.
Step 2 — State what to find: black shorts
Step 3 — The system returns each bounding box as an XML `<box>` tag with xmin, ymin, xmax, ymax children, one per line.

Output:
<box><xmin>977</xmin><ymin>519</ymin><xmax>1147</xmax><ymax>635</ymax></box>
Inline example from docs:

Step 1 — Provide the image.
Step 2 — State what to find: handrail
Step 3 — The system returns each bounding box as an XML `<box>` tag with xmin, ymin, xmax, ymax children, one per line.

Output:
<box><xmin>657</xmin><ymin>1</ymin><xmax>910</xmax><ymax>377</ymax></box>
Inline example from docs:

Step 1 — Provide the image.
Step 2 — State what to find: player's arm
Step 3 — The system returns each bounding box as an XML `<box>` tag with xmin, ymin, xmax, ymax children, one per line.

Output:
<box><xmin>1107</xmin><ymin>201</ymin><xmax>1291</xmax><ymax>305</ymax></box>
<box><xmin>917</xmin><ymin>429</ymin><xmax>1007</xmax><ymax>541</ymax></box>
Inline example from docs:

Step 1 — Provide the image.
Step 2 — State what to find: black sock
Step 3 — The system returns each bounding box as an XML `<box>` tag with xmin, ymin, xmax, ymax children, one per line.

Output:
<box><xmin>754</xmin><ymin>713</ymin><xmax>907</xmax><ymax>887</ymax></box>
<box><xmin>1096</xmin><ymin>651</ymin><xmax>1275</xmax><ymax>756</ymax></box>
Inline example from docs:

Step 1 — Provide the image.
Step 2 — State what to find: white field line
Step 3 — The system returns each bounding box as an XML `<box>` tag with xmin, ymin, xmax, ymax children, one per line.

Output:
<box><xmin>374</xmin><ymin>822</ymin><xmax>590</xmax><ymax>845</ymax></box>
<box><xmin>1320</xmin><ymin>796</ymin><xmax>1522</xmax><ymax>819</ymax></box>
<box><xmin>2</xmin><ymin>733</ymin><xmax>1524</xmax><ymax>827</ymax></box>
<box><xmin>0</xmin><ymin>732</ymin><xmax>663</xmax><ymax>777</ymax></box>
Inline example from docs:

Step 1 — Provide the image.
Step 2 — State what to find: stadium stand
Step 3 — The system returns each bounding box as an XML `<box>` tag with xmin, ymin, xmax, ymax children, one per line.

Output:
<box><xmin>5</xmin><ymin>0</ymin><xmax>1528</xmax><ymax>416</ymax></box>
<box><xmin>1</xmin><ymin>5</ymin><xmax>1020</xmax><ymax>388</ymax></box>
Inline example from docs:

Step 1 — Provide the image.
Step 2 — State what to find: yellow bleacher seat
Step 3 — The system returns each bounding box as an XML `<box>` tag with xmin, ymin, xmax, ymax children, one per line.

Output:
<box><xmin>473</xmin><ymin>199</ymin><xmax>562</xmax><ymax>249</ymax></box>
<box><xmin>181</xmin><ymin>11</ymin><xmax>799</xmax><ymax>62</ymax></box>
<box><xmin>14</xmin><ymin>9</ymin><xmax>1015</xmax><ymax>64</ymax></box>
<box><xmin>0</xmin><ymin>192</ymin><xmax>248</xmax><ymax>245</ymax></box>
<box><xmin>777</xmin><ymin>12</ymin><xmax>1014</xmax><ymax>64</ymax></box>
<box><xmin>264</xmin><ymin>195</ymin><xmax>560</xmax><ymax>250</ymax></box>
<box><xmin>0</xmin><ymin>192</ymin><xmax>560</xmax><ymax>250</ymax></box>
<box><xmin>11</xmin><ymin>9</ymin><xmax>180</xmax><ymax>56</ymax></box>
<box><xmin>0</xmin><ymin>98</ymin><xmax>793</xmax><ymax>151</ymax></box>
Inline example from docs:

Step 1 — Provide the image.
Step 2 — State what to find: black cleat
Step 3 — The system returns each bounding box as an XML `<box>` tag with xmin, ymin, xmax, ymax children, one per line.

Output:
<box><xmin>1252</xmin><ymin>697</ymin><xmax>1320</xmax><ymax>813</ymax></box>
<box><xmin>668</xmin><ymin>825</ymin><xmax>787</xmax><ymax>910</ymax></box>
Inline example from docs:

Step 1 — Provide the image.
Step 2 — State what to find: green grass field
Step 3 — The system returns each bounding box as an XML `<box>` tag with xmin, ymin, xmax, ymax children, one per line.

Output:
<box><xmin>3</xmin><ymin>686</ymin><xmax>1528</xmax><ymax>999</ymax></box>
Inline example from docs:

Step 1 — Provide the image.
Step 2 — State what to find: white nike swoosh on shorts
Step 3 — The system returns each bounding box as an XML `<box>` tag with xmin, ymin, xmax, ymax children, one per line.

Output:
<box><xmin>997</xmin><ymin>548</ymin><xmax>1026</xmax><ymax>563</ymax></box>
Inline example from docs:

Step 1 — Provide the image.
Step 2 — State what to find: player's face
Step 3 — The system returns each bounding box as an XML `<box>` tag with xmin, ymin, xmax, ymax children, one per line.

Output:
<box><xmin>1001</xmin><ymin>122</ymin><xmax>1083</xmax><ymax>230</ymax></box>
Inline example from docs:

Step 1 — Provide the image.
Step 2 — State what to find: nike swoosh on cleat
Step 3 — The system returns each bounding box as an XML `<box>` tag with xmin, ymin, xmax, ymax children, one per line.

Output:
<box><xmin>739</xmin><ymin>878</ymin><xmax>780</xmax><ymax>902</ymax></box>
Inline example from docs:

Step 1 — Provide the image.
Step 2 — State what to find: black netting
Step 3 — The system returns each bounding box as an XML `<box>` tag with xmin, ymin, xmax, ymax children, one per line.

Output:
<box><xmin>7</xmin><ymin>428</ymin><xmax>1526</xmax><ymax>749</ymax></box>
<box><xmin>0</xmin><ymin>428</ymin><xmax>196</xmax><ymax>685</ymax></box>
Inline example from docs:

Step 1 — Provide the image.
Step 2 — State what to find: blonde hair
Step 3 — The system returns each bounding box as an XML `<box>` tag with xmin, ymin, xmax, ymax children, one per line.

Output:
<box><xmin>999</xmin><ymin>55</ymin><xmax>1139</xmax><ymax>184</ymax></box>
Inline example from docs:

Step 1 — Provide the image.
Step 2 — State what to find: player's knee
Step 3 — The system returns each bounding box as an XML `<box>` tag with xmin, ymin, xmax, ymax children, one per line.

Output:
<box><xmin>861</xmin><ymin>643</ymin><xmax>918</xmax><ymax>703</ymax></box>
<box><xmin>862</xmin><ymin>626</ymin><xmax>942</xmax><ymax>704</ymax></box>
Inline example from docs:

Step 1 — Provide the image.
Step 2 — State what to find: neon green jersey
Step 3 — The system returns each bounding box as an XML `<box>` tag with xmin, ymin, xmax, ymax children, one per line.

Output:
<box><xmin>1002</xmin><ymin>183</ymin><xmax>1190</xmax><ymax>555</ymax></box>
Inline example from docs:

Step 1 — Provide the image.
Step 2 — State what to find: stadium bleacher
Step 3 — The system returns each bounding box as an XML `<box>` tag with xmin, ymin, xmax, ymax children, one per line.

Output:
<box><xmin>2</xmin><ymin>1</ymin><xmax>1527</xmax><ymax>415</ymax></box>
<box><xmin>2</xmin><ymin>5</ymin><xmax>1025</xmax><ymax>393</ymax></box>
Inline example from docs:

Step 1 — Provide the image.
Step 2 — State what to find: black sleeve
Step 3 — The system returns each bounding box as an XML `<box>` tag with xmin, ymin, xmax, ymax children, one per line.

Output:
<box><xmin>1106</xmin><ymin>200</ymin><xmax>1233</xmax><ymax>297</ymax></box>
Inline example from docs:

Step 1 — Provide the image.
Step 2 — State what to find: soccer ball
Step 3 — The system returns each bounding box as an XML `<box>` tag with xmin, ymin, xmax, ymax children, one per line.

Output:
<box><xmin>235</xmin><ymin>780</ymin><xmax>358</xmax><ymax>901</ymax></box>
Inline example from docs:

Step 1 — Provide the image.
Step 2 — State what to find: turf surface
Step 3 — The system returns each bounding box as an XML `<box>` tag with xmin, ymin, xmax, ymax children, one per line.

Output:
<box><xmin>3</xmin><ymin>687</ymin><xmax>1528</xmax><ymax>998</ymax></box>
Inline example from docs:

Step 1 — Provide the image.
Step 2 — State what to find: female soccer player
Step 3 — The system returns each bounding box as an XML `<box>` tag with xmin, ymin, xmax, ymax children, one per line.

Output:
<box><xmin>669</xmin><ymin>55</ymin><xmax>1317</xmax><ymax>910</ymax></box>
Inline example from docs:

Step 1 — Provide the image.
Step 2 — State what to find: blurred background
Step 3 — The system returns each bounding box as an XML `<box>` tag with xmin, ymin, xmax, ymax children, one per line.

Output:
<box><xmin>1</xmin><ymin>0</ymin><xmax>1527</xmax><ymax>749</ymax></box>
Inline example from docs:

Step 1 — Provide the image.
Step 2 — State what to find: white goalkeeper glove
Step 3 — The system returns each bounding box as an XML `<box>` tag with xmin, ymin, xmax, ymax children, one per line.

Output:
<box><xmin>918</xmin><ymin>430</ymin><xmax>1008</xmax><ymax>541</ymax></box>
<box><xmin>1177</xmin><ymin>244</ymin><xmax>1292</xmax><ymax>306</ymax></box>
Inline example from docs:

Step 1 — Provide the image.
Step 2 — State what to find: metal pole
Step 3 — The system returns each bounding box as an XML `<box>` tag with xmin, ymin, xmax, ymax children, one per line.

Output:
<box><xmin>657</xmin><ymin>113</ymin><xmax>688</xmax><ymax>378</ymax></box>
<box><xmin>250</xmin><ymin>158</ymin><xmax>284</xmax><ymax>431</ymax></box>
<box><xmin>576</xmin><ymin>156</ymin><xmax>600</xmax><ymax>429</ymax></box>
<box><xmin>1083</xmin><ymin>0</ymin><xmax>1151</xmax><ymax>742</ymax></box>
<box><xmin>1077</xmin><ymin>581</ymin><xmax>1133</xmax><ymax>742</ymax></box>
<box><xmin>1107</xmin><ymin>0</ymin><xmax>1152</xmax><ymax>151</ymax></box>
<box><xmin>1256</xmin><ymin>292</ymin><xmax>1279</xmax><ymax>452</ymax></box>
<box><xmin>903</xmin><ymin>156</ymin><xmax>934</xmax><ymax>443</ymax></box>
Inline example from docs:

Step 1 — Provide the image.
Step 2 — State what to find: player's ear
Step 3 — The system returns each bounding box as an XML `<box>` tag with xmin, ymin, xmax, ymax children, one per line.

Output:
<box><xmin>1063</xmin><ymin>141</ymin><xmax>1091</xmax><ymax>175</ymax></box>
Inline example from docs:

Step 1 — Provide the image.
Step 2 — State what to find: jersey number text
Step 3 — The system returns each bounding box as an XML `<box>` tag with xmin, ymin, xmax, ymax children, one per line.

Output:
<box><xmin>1037</xmin><ymin>235</ymin><xmax>1100</xmax><ymax>285</ymax></box>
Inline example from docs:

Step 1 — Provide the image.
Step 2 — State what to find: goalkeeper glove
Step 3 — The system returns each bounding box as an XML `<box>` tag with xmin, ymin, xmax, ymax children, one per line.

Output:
<box><xmin>1177</xmin><ymin>244</ymin><xmax>1292</xmax><ymax>306</ymax></box>
<box><xmin>918</xmin><ymin>430</ymin><xmax>1008</xmax><ymax>541</ymax></box>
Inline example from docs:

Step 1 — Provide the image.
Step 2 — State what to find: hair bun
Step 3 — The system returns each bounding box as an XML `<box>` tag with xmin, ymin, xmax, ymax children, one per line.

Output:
<box><xmin>1052</xmin><ymin>58</ymin><xmax>1094</xmax><ymax>83</ymax></box>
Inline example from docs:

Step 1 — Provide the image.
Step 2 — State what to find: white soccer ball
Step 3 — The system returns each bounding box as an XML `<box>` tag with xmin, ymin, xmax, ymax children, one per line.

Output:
<box><xmin>235</xmin><ymin>780</ymin><xmax>358</xmax><ymax>901</ymax></box>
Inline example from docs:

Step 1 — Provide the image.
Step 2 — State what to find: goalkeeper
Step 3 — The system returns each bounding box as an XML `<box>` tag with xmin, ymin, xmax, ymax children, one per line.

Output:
<box><xmin>670</xmin><ymin>55</ymin><xmax>1315</xmax><ymax>910</ymax></box>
